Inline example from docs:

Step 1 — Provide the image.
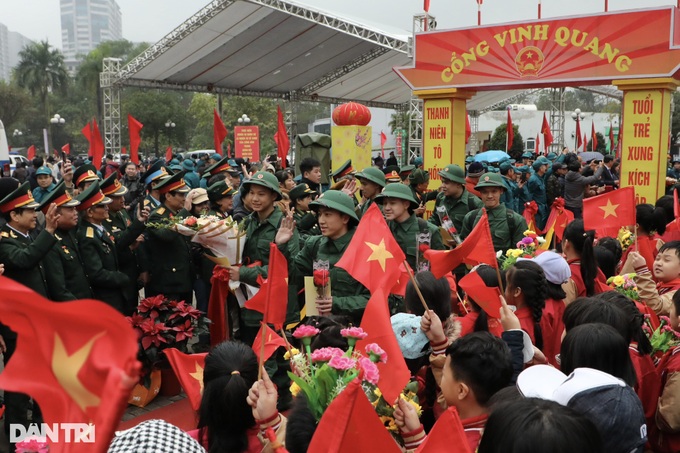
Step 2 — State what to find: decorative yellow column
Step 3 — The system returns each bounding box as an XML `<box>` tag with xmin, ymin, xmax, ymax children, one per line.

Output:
<box><xmin>614</xmin><ymin>78</ymin><xmax>680</xmax><ymax>204</ymax></box>
<box><xmin>416</xmin><ymin>89</ymin><xmax>475</xmax><ymax>218</ymax></box>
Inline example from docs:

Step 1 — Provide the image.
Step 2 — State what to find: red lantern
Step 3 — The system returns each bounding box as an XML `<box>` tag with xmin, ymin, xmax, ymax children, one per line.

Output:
<box><xmin>332</xmin><ymin>102</ymin><xmax>371</xmax><ymax>126</ymax></box>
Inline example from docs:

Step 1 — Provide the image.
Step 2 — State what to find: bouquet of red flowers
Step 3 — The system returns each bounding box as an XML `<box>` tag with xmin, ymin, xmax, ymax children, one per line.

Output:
<box><xmin>127</xmin><ymin>295</ymin><xmax>210</xmax><ymax>375</ymax></box>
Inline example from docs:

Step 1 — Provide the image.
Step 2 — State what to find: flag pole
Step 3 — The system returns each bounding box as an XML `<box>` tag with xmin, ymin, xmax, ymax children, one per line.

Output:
<box><xmin>494</xmin><ymin>266</ymin><xmax>505</xmax><ymax>294</ymax></box>
<box><xmin>478</xmin><ymin>2</ymin><xmax>482</xmax><ymax>26</ymax></box>
<box><xmin>280</xmin><ymin>328</ymin><xmax>293</xmax><ymax>356</ymax></box>
<box><xmin>404</xmin><ymin>260</ymin><xmax>430</xmax><ymax>311</ymax></box>
<box><xmin>258</xmin><ymin>245</ymin><xmax>277</xmax><ymax>380</ymax></box>
<box><xmin>604</xmin><ymin>0</ymin><xmax>608</xmax><ymax>12</ymax></box>
<box><xmin>538</xmin><ymin>0</ymin><xmax>541</xmax><ymax>19</ymax></box>
<box><xmin>258</xmin><ymin>322</ymin><xmax>266</xmax><ymax>380</ymax></box>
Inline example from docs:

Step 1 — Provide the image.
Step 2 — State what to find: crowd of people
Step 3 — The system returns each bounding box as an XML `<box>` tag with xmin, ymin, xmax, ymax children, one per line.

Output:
<box><xmin>2</xmin><ymin>147</ymin><xmax>680</xmax><ymax>453</ymax></box>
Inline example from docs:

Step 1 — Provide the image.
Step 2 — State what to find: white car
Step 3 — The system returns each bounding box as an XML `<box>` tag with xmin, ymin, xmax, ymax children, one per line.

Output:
<box><xmin>181</xmin><ymin>150</ymin><xmax>216</xmax><ymax>161</ymax></box>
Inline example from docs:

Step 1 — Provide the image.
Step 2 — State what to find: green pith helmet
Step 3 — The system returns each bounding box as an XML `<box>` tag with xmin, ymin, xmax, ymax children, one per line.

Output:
<box><xmin>409</xmin><ymin>168</ymin><xmax>430</xmax><ymax>185</ymax></box>
<box><xmin>375</xmin><ymin>183</ymin><xmax>419</xmax><ymax>210</ymax></box>
<box><xmin>438</xmin><ymin>164</ymin><xmax>466</xmax><ymax>184</ymax></box>
<box><xmin>309</xmin><ymin>190</ymin><xmax>359</xmax><ymax>224</ymax></box>
<box><xmin>355</xmin><ymin>167</ymin><xmax>386</xmax><ymax>188</ymax></box>
<box><xmin>474</xmin><ymin>172</ymin><xmax>507</xmax><ymax>190</ymax></box>
<box><xmin>242</xmin><ymin>171</ymin><xmax>282</xmax><ymax>201</ymax></box>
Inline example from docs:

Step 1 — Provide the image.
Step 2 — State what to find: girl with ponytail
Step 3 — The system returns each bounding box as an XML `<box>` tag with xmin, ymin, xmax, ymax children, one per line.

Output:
<box><xmin>620</xmin><ymin>204</ymin><xmax>667</xmax><ymax>272</ymax></box>
<box><xmin>503</xmin><ymin>260</ymin><xmax>546</xmax><ymax>350</ymax></box>
<box><xmin>562</xmin><ymin>219</ymin><xmax>607</xmax><ymax>301</ymax></box>
<box><xmin>193</xmin><ymin>341</ymin><xmax>286</xmax><ymax>453</ymax></box>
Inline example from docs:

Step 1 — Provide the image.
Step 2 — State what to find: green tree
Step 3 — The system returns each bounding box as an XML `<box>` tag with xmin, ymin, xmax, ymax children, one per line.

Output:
<box><xmin>123</xmin><ymin>90</ymin><xmax>191</xmax><ymax>155</ymax></box>
<box><xmin>14</xmin><ymin>40</ymin><xmax>69</xmax><ymax>121</ymax></box>
<box><xmin>586</xmin><ymin>132</ymin><xmax>608</xmax><ymax>154</ymax></box>
<box><xmin>221</xmin><ymin>96</ymin><xmax>279</xmax><ymax>158</ymax></box>
<box><xmin>0</xmin><ymin>81</ymin><xmax>30</xmax><ymax>130</ymax></box>
<box><xmin>489</xmin><ymin>123</ymin><xmax>524</xmax><ymax>159</ymax></box>
<box><xmin>187</xmin><ymin>93</ymin><xmax>218</xmax><ymax>149</ymax></box>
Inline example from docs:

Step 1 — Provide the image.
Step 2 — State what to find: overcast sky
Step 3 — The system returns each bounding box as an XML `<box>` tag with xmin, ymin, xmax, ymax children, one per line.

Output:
<box><xmin>0</xmin><ymin>0</ymin><xmax>676</xmax><ymax>47</ymax></box>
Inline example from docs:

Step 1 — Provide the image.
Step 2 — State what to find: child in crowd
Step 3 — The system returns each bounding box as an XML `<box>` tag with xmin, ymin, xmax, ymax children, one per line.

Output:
<box><xmin>621</xmin><ymin>204</ymin><xmax>666</xmax><ymax>271</ymax></box>
<box><xmin>456</xmin><ymin>265</ymin><xmax>504</xmax><ymax>338</ymax></box>
<box><xmin>623</xmin><ymin>241</ymin><xmax>680</xmax><ymax>316</ymax></box>
<box><xmin>561</xmin><ymin>219</ymin><xmax>608</xmax><ymax>301</ymax></box>
<box><xmin>397</xmin><ymin>332</ymin><xmax>513</xmax><ymax>452</ymax></box>
<box><xmin>596</xmin><ymin>291</ymin><xmax>659</xmax><ymax>428</ymax></box>
<box><xmin>503</xmin><ymin>260</ymin><xmax>547</xmax><ymax>349</ymax></box>
<box><xmin>521</xmin><ymin>252</ymin><xmax>569</xmax><ymax>367</ymax></box>
<box><xmin>654</xmin><ymin>291</ymin><xmax>680</xmax><ymax>452</ymax></box>
<box><xmin>593</xmin><ymin>236</ymin><xmax>623</xmax><ymax>279</ymax></box>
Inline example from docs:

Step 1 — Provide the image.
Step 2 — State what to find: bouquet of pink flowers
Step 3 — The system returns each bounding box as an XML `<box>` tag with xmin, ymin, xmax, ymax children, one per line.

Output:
<box><xmin>643</xmin><ymin>314</ymin><xmax>680</xmax><ymax>358</ymax></box>
<box><xmin>498</xmin><ymin>230</ymin><xmax>545</xmax><ymax>270</ymax></box>
<box><xmin>287</xmin><ymin>326</ymin><xmax>421</xmax><ymax>445</ymax></box>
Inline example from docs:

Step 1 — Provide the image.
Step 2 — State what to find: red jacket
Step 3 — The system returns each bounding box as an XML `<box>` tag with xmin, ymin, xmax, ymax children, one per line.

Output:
<box><xmin>462</xmin><ymin>413</ymin><xmax>488</xmax><ymax>452</ymax></box>
<box><xmin>457</xmin><ymin>311</ymin><xmax>503</xmax><ymax>338</ymax></box>
<box><xmin>651</xmin><ymin>346</ymin><xmax>680</xmax><ymax>453</ymax></box>
<box><xmin>629</xmin><ymin>344</ymin><xmax>660</xmax><ymax>426</ymax></box>
<box><xmin>568</xmin><ymin>259</ymin><xmax>608</xmax><ymax>298</ymax></box>
<box><xmin>540</xmin><ymin>298</ymin><xmax>566</xmax><ymax>367</ymax></box>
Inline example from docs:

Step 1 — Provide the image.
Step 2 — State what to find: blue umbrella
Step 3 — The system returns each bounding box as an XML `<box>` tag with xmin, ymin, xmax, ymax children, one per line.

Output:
<box><xmin>473</xmin><ymin>150</ymin><xmax>510</xmax><ymax>163</ymax></box>
<box><xmin>578</xmin><ymin>151</ymin><xmax>604</xmax><ymax>162</ymax></box>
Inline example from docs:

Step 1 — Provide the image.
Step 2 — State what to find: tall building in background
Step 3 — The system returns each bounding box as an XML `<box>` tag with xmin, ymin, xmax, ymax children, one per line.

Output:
<box><xmin>60</xmin><ymin>0</ymin><xmax>122</xmax><ymax>72</ymax></box>
<box><xmin>0</xmin><ymin>23</ymin><xmax>34</xmax><ymax>83</ymax></box>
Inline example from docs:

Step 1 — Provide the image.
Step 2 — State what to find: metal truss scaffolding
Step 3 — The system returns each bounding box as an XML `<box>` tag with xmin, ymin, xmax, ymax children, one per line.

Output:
<box><xmin>548</xmin><ymin>88</ymin><xmax>566</xmax><ymax>153</ymax></box>
<box><xmin>100</xmin><ymin>58</ymin><xmax>122</xmax><ymax>155</ymax></box>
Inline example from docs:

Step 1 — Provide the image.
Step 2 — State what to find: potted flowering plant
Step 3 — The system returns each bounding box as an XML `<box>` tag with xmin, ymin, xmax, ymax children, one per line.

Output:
<box><xmin>127</xmin><ymin>295</ymin><xmax>210</xmax><ymax>404</ymax></box>
<box><xmin>288</xmin><ymin>326</ymin><xmax>421</xmax><ymax>446</ymax></box>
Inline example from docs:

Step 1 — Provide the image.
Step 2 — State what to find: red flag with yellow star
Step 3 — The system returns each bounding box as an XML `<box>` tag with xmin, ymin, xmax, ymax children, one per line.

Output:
<box><xmin>583</xmin><ymin>186</ymin><xmax>636</xmax><ymax>237</ymax></box>
<box><xmin>424</xmin><ymin>209</ymin><xmax>497</xmax><ymax>279</ymax></box>
<box><xmin>357</xmin><ymin>288</ymin><xmax>410</xmax><ymax>403</ymax></box>
<box><xmin>336</xmin><ymin>203</ymin><xmax>404</xmax><ymax>293</ymax></box>
<box><xmin>0</xmin><ymin>277</ymin><xmax>140</xmax><ymax>453</ymax></box>
<box><xmin>415</xmin><ymin>406</ymin><xmax>472</xmax><ymax>453</ymax></box>
<box><xmin>251</xmin><ymin>322</ymin><xmax>286</xmax><ymax>363</ymax></box>
<box><xmin>163</xmin><ymin>349</ymin><xmax>207</xmax><ymax>412</ymax></box>
<box><xmin>244</xmin><ymin>242</ymin><xmax>289</xmax><ymax>330</ymax></box>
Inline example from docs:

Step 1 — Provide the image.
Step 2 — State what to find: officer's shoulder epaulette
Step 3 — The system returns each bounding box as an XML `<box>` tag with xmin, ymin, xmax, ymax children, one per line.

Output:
<box><xmin>0</xmin><ymin>231</ymin><xmax>8</xmax><ymax>238</ymax></box>
<box><xmin>86</xmin><ymin>227</ymin><xmax>94</xmax><ymax>238</ymax></box>
<box><xmin>156</xmin><ymin>207</ymin><xmax>166</xmax><ymax>215</ymax></box>
<box><xmin>54</xmin><ymin>233</ymin><xmax>62</xmax><ymax>241</ymax></box>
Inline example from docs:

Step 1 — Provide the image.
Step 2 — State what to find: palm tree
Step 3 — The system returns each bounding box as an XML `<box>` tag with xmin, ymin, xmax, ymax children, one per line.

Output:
<box><xmin>15</xmin><ymin>40</ymin><xmax>69</xmax><ymax>121</ymax></box>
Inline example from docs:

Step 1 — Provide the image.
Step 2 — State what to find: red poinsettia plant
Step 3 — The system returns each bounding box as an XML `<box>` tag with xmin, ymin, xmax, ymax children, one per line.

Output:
<box><xmin>127</xmin><ymin>295</ymin><xmax>210</xmax><ymax>373</ymax></box>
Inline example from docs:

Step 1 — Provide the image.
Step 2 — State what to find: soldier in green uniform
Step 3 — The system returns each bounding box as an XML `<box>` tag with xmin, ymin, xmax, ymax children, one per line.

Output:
<box><xmin>227</xmin><ymin>171</ymin><xmax>300</xmax><ymax>343</ymax></box>
<box><xmin>428</xmin><ymin>164</ymin><xmax>483</xmax><ymax>240</ymax></box>
<box><xmin>72</xmin><ymin>163</ymin><xmax>100</xmax><ymax>194</ymax></box>
<box><xmin>408</xmin><ymin>169</ymin><xmax>437</xmax><ymax>218</ymax></box>
<box><xmin>460</xmin><ymin>172</ymin><xmax>528</xmax><ymax>253</ymax></box>
<box><xmin>385</xmin><ymin>169</ymin><xmax>402</xmax><ymax>185</ymax></box>
<box><xmin>39</xmin><ymin>181</ymin><xmax>93</xmax><ymax>301</ymax></box>
<box><xmin>278</xmin><ymin>190</ymin><xmax>370</xmax><ymax>324</ymax></box>
<box><xmin>399</xmin><ymin>165</ymin><xmax>415</xmax><ymax>183</ymax></box>
<box><xmin>289</xmin><ymin>183</ymin><xmax>320</xmax><ymax>246</ymax></box>
<box><xmin>76</xmin><ymin>182</ymin><xmax>130</xmax><ymax>312</ymax></box>
<box><xmin>207</xmin><ymin>179</ymin><xmax>236</xmax><ymax>218</ymax></box>
<box><xmin>355</xmin><ymin>167</ymin><xmax>385</xmax><ymax>218</ymax></box>
<box><xmin>0</xmin><ymin>182</ymin><xmax>59</xmax><ymax>442</ymax></box>
<box><xmin>101</xmin><ymin>173</ymin><xmax>149</xmax><ymax>314</ymax></box>
<box><xmin>145</xmin><ymin>172</ymin><xmax>194</xmax><ymax>304</ymax></box>
<box><xmin>375</xmin><ymin>184</ymin><xmax>445</xmax><ymax>271</ymax></box>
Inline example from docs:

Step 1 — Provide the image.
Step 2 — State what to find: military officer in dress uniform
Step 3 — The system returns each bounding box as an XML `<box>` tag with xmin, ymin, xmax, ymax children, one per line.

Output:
<box><xmin>76</xmin><ymin>182</ymin><xmax>130</xmax><ymax>312</ymax></box>
<box><xmin>40</xmin><ymin>181</ymin><xmax>93</xmax><ymax>301</ymax></box>
<box><xmin>0</xmin><ymin>182</ymin><xmax>59</xmax><ymax>444</ymax></box>
<box><xmin>140</xmin><ymin>160</ymin><xmax>168</xmax><ymax>212</ymax></box>
<box><xmin>207</xmin><ymin>180</ymin><xmax>237</xmax><ymax>218</ymax></box>
<box><xmin>101</xmin><ymin>173</ymin><xmax>149</xmax><ymax>315</ymax></box>
<box><xmin>144</xmin><ymin>172</ymin><xmax>194</xmax><ymax>304</ymax></box>
<box><xmin>289</xmin><ymin>183</ymin><xmax>320</xmax><ymax>246</ymax></box>
<box><xmin>72</xmin><ymin>163</ymin><xmax>100</xmax><ymax>194</ymax></box>
<box><xmin>355</xmin><ymin>167</ymin><xmax>386</xmax><ymax>217</ymax></box>
<box><xmin>460</xmin><ymin>172</ymin><xmax>528</xmax><ymax>253</ymax></box>
<box><xmin>200</xmin><ymin>155</ymin><xmax>233</xmax><ymax>189</ymax></box>
<box><xmin>375</xmin><ymin>183</ymin><xmax>445</xmax><ymax>271</ymax></box>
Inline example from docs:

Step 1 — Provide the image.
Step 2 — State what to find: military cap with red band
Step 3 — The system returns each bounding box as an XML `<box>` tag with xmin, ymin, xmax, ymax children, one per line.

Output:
<box><xmin>76</xmin><ymin>181</ymin><xmax>112</xmax><ymax>211</ymax></box>
<box><xmin>37</xmin><ymin>181</ymin><xmax>80</xmax><ymax>213</ymax></box>
<box><xmin>153</xmin><ymin>172</ymin><xmax>190</xmax><ymax>195</ymax></box>
<box><xmin>0</xmin><ymin>182</ymin><xmax>40</xmax><ymax>213</ymax></box>
<box><xmin>101</xmin><ymin>173</ymin><xmax>128</xmax><ymax>196</ymax></box>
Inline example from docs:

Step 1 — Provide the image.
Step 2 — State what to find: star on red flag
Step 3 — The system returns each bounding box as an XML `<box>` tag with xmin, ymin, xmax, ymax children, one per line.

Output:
<box><xmin>163</xmin><ymin>348</ymin><xmax>207</xmax><ymax>412</ymax></box>
<box><xmin>583</xmin><ymin>186</ymin><xmax>635</xmax><ymax>237</ymax></box>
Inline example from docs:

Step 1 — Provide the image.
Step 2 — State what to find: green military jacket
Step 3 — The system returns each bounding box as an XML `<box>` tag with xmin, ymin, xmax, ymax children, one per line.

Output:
<box><xmin>429</xmin><ymin>190</ymin><xmax>483</xmax><ymax>233</ymax></box>
<box><xmin>240</xmin><ymin>206</ymin><xmax>300</xmax><ymax>328</ymax></box>
<box><xmin>78</xmin><ymin>220</ymin><xmax>130</xmax><ymax>312</ymax></box>
<box><xmin>43</xmin><ymin>228</ymin><xmax>93</xmax><ymax>301</ymax></box>
<box><xmin>0</xmin><ymin>225</ymin><xmax>56</xmax><ymax>339</ymax></box>
<box><xmin>145</xmin><ymin>205</ymin><xmax>194</xmax><ymax>296</ymax></box>
<box><xmin>389</xmin><ymin>214</ymin><xmax>446</xmax><ymax>271</ymax></box>
<box><xmin>293</xmin><ymin>229</ymin><xmax>370</xmax><ymax>325</ymax></box>
<box><xmin>410</xmin><ymin>185</ymin><xmax>438</xmax><ymax>208</ymax></box>
<box><xmin>460</xmin><ymin>204</ymin><xmax>528</xmax><ymax>253</ymax></box>
<box><xmin>293</xmin><ymin>209</ymin><xmax>320</xmax><ymax>248</ymax></box>
<box><xmin>106</xmin><ymin>209</ymin><xmax>146</xmax><ymax>314</ymax></box>
<box><xmin>358</xmin><ymin>197</ymin><xmax>379</xmax><ymax>218</ymax></box>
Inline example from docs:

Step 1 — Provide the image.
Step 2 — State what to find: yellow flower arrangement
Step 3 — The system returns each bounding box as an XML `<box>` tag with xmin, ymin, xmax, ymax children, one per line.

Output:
<box><xmin>284</xmin><ymin>347</ymin><xmax>300</xmax><ymax>360</ymax></box>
